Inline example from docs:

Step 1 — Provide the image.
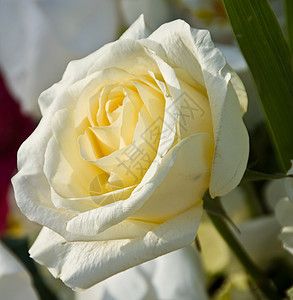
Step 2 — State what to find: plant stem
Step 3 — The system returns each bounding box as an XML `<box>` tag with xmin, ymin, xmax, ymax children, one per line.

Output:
<box><xmin>207</xmin><ymin>207</ymin><xmax>281</xmax><ymax>299</ymax></box>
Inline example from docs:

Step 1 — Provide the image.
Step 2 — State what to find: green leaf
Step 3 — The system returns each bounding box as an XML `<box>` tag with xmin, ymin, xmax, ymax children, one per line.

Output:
<box><xmin>222</xmin><ymin>0</ymin><xmax>293</xmax><ymax>171</ymax></box>
<box><xmin>286</xmin><ymin>0</ymin><xmax>293</xmax><ymax>52</ymax></box>
<box><xmin>241</xmin><ymin>168</ymin><xmax>293</xmax><ymax>184</ymax></box>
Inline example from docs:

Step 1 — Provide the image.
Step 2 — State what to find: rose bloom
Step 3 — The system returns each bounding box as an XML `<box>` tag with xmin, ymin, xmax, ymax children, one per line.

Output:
<box><xmin>12</xmin><ymin>15</ymin><xmax>249</xmax><ymax>290</ymax></box>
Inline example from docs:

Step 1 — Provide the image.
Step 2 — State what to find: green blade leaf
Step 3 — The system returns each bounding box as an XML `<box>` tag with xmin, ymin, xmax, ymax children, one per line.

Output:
<box><xmin>241</xmin><ymin>168</ymin><xmax>293</xmax><ymax>184</ymax></box>
<box><xmin>222</xmin><ymin>0</ymin><xmax>293</xmax><ymax>171</ymax></box>
<box><xmin>286</xmin><ymin>0</ymin><xmax>293</xmax><ymax>52</ymax></box>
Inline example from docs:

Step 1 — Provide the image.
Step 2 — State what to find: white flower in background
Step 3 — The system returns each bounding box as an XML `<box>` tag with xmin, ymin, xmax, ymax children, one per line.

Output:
<box><xmin>75</xmin><ymin>246</ymin><xmax>208</xmax><ymax>300</ymax></box>
<box><xmin>0</xmin><ymin>0</ymin><xmax>175</xmax><ymax>120</ymax></box>
<box><xmin>12</xmin><ymin>15</ymin><xmax>248</xmax><ymax>290</ymax></box>
<box><xmin>0</xmin><ymin>241</ymin><xmax>39</xmax><ymax>300</ymax></box>
<box><xmin>275</xmin><ymin>162</ymin><xmax>293</xmax><ymax>255</ymax></box>
<box><xmin>0</xmin><ymin>0</ymin><xmax>119</xmax><ymax>118</ymax></box>
<box><xmin>265</xmin><ymin>178</ymin><xmax>287</xmax><ymax>212</ymax></box>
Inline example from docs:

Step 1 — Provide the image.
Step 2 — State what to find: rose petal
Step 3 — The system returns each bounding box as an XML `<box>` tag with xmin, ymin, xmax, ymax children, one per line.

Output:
<box><xmin>147</xmin><ymin>20</ymin><xmax>205</xmax><ymax>89</ymax></box>
<box><xmin>47</xmin><ymin>108</ymin><xmax>100</xmax><ymax>197</ymax></box>
<box><xmin>50</xmin><ymin>185</ymin><xmax>136</xmax><ymax>214</ymax></box>
<box><xmin>208</xmin><ymin>76</ymin><xmax>249</xmax><ymax>197</ymax></box>
<box><xmin>120</xmin><ymin>14</ymin><xmax>152</xmax><ymax>40</ymax></box>
<box><xmin>87</xmin><ymin>39</ymin><xmax>160</xmax><ymax>77</ymax></box>
<box><xmin>75</xmin><ymin>246</ymin><xmax>208</xmax><ymax>300</ymax></box>
<box><xmin>66</xmin><ymin>133</ymin><xmax>212</xmax><ymax>236</ymax></box>
<box><xmin>176</xmin><ymin>79</ymin><xmax>213</xmax><ymax>140</ymax></box>
<box><xmin>91</xmin><ymin>104</ymin><xmax>157</xmax><ymax>184</ymax></box>
<box><xmin>131</xmin><ymin>134</ymin><xmax>213</xmax><ymax>222</ymax></box>
<box><xmin>45</xmin><ymin>136</ymin><xmax>90</xmax><ymax>197</ymax></box>
<box><xmin>217</xmin><ymin>44</ymin><xmax>247</xmax><ymax>74</ymax></box>
<box><xmin>78</xmin><ymin>128</ymin><xmax>103</xmax><ymax>163</ymax></box>
<box><xmin>131</xmin><ymin>81</ymin><xmax>165</xmax><ymax>125</ymax></box>
<box><xmin>30</xmin><ymin>202</ymin><xmax>202</xmax><ymax>290</ymax></box>
<box><xmin>11</xmin><ymin>94</ymin><xmax>81</xmax><ymax>240</ymax></box>
<box><xmin>145</xmin><ymin>20</ymin><xmax>249</xmax><ymax>196</ymax></box>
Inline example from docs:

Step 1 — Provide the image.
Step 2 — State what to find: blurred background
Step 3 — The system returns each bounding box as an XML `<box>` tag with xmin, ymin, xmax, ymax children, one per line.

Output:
<box><xmin>0</xmin><ymin>0</ymin><xmax>291</xmax><ymax>299</ymax></box>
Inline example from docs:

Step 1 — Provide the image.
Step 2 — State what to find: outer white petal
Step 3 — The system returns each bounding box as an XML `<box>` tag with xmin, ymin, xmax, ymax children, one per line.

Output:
<box><xmin>120</xmin><ymin>14</ymin><xmax>151</xmax><ymax>40</ymax></box>
<box><xmin>30</xmin><ymin>201</ymin><xmax>203</xmax><ymax>290</ymax></box>
<box><xmin>11</xmin><ymin>78</ymin><xmax>78</xmax><ymax>240</ymax></box>
<box><xmin>216</xmin><ymin>44</ymin><xmax>247</xmax><ymax>74</ymax></box>
<box><xmin>147</xmin><ymin>20</ymin><xmax>249</xmax><ymax>197</ymax></box>
<box><xmin>207</xmin><ymin>75</ymin><xmax>249</xmax><ymax>197</ymax></box>
<box><xmin>0</xmin><ymin>242</ymin><xmax>39</xmax><ymax>300</ymax></box>
<box><xmin>147</xmin><ymin>21</ymin><xmax>205</xmax><ymax>88</ymax></box>
<box><xmin>76</xmin><ymin>263</ymin><xmax>150</xmax><ymax>300</ymax></box>
<box><xmin>75</xmin><ymin>246</ymin><xmax>208</xmax><ymax>300</ymax></box>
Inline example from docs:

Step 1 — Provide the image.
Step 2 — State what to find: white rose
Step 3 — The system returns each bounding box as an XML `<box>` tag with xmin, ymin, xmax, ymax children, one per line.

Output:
<box><xmin>12</xmin><ymin>15</ymin><xmax>249</xmax><ymax>290</ymax></box>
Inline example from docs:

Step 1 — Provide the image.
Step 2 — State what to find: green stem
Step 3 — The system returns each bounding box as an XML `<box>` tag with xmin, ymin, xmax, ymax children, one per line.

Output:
<box><xmin>207</xmin><ymin>209</ymin><xmax>281</xmax><ymax>299</ymax></box>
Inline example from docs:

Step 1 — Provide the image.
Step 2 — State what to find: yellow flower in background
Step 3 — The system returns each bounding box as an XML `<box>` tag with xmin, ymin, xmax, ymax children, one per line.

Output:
<box><xmin>214</xmin><ymin>272</ymin><xmax>258</xmax><ymax>300</ymax></box>
<box><xmin>12</xmin><ymin>15</ymin><xmax>248</xmax><ymax>290</ymax></box>
<box><xmin>198</xmin><ymin>186</ymin><xmax>289</xmax><ymax>299</ymax></box>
